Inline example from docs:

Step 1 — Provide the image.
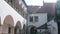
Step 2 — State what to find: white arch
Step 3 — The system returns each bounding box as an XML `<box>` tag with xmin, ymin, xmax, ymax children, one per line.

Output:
<box><xmin>0</xmin><ymin>0</ymin><xmax>26</xmax><ymax>29</ymax></box>
<box><xmin>15</xmin><ymin>21</ymin><xmax>22</xmax><ymax>29</ymax></box>
<box><xmin>3</xmin><ymin>15</ymin><xmax>14</xmax><ymax>26</ymax></box>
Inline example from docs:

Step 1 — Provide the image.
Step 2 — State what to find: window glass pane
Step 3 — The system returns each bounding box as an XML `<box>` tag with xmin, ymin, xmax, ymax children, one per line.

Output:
<box><xmin>29</xmin><ymin>16</ymin><xmax>33</xmax><ymax>22</ymax></box>
<box><xmin>34</xmin><ymin>16</ymin><xmax>38</xmax><ymax>22</ymax></box>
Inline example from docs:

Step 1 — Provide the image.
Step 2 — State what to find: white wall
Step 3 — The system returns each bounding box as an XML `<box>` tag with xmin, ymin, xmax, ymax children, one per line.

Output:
<box><xmin>28</xmin><ymin>13</ymin><xmax>47</xmax><ymax>27</ymax></box>
<box><xmin>0</xmin><ymin>0</ymin><xmax>26</xmax><ymax>29</ymax></box>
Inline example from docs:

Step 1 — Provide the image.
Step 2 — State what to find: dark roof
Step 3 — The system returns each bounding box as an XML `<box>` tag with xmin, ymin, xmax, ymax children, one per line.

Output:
<box><xmin>37</xmin><ymin>23</ymin><xmax>48</xmax><ymax>29</ymax></box>
<box><xmin>27</xmin><ymin>6</ymin><xmax>41</xmax><ymax>13</ymax></box>
<box><xmin>27</xmin><ymin>3</ymin><xmax>55</xmax><ymax>14</ymax></box>
<box><xmin>43</xmin><ymin>3</ymin><xmax>55</xmax><ymax>15</ymax></box>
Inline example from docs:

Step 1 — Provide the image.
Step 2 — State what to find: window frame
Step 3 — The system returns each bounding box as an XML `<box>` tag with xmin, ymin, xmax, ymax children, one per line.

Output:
<box><xmin>34</xmin><ymin>16</ymin><xmax>38</xmax><ymax>22</ymax></box>
<box><xmin>29</xmin><ymin>16</ymin><xmax>33</xmax><ymax>22</ymax></box>
<box><xmin>29</xmin><ymin>16</ymin><xmax>39</xmax><ymax>23</ymax></box>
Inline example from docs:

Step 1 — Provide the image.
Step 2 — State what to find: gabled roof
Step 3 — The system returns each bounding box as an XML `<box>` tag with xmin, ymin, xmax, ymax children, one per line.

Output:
<box><xmin>27</xmin><ymin>6</ymin><xmax>41</xmax><ymax>13</ymax></box>
<box><xmin>27</xmin><ymin>3</ymin><xmax>55</xmax><ymax>15</ymax></box>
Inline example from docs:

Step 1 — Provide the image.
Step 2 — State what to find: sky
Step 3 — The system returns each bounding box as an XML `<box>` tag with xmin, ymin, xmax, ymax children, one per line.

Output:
<box><xmin>25</xmin><ymin>0</ymin><xmax>57</xmax><ymax>6</ymax></box>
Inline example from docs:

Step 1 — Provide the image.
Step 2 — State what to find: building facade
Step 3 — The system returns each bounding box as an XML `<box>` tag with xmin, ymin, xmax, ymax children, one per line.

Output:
<box><xmin>27</xmin><ymin>13</ymin><xmax>47</xmax><ymax>34</ymax></box>
<box><xmin>27</xmin><ymin>2</ymin><xmax>57</xmax><ymax>34</ymax></box>
<box><xmin>5</xmin><ymin>0</ymin><xmax>27</xmax><ymax>18</ymax></box>
<box><xmin>0</xmin><ymin>0</ymin><xmax>27</xmax><ymax>34</ymax></box>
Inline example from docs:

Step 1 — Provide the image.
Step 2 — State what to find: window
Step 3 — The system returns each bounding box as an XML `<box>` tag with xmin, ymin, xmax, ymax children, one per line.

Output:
<box><xmin>29</xmin><ymin>16</ymin><xmax>33</xmax><ymax>22</ymax></box>
<box><xmin>34</xmin><ymin>16</ymin><xmax>38</xmax><ymax>22</ymax></box>
<box><xmin>29</xmin><ymin>16</ymin><xmax>38</xmax><ymax>22</ymax></box>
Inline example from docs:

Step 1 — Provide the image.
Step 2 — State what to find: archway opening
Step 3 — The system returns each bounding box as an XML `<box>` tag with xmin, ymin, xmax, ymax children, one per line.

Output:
<box><xmin>3</xmin><ymin>15</ymin><xmax>14</xmax><ymax>34</ymax></box>
<box><xmin>15</xmin><ymin>21</ymin><xmax>21</xmax><ymax>34</ymax></box>
<box><xmin>23</xmin><ymin>24</ymin><xmax>26</xmax><ymax>34</ymax></box>
<box><xmin>30</xmin><ymin>27</ymin><xmax>37</xmax><ymax>34</ymax></box>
